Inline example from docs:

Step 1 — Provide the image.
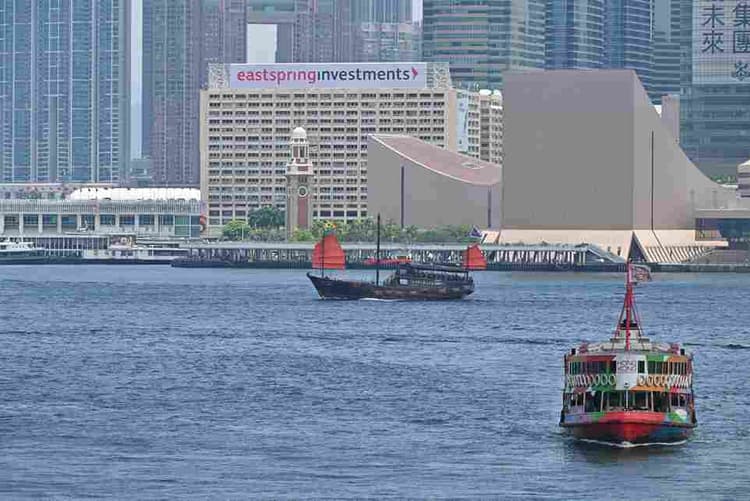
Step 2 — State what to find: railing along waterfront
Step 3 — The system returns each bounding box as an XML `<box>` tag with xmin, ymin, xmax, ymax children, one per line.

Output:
<box><xmin>179</xmin><ymin>242</ymin><xmax>614</xmax><ymax>268</ymax></box>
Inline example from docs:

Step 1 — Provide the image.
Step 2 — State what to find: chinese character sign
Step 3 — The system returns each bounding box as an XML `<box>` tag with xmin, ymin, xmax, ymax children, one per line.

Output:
<box><xmin>694</xmin><ymin>0</ymin><xmax>750</xmax><ymax>83</ymax></box>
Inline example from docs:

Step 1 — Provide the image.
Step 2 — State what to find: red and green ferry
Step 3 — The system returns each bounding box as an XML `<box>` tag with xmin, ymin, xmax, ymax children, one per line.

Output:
<box><xmin>559</xmin><ymin>264</ymin><xmax>697</xmax><ymax>446</ymax></box>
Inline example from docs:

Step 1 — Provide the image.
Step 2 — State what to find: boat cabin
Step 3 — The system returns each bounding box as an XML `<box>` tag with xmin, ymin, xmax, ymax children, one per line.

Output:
<box><xmin>565</xmin><ymin>389</ymin><xmax>693</xmax><ymax>414</ymax></box>
<box><xmin>383</xmin><ymin>263</ymin><xmax>473</xmax><ymax>288</ymax></box>
<box><xmin>563</xmin><ymin>350</ymin><xmax>694</xmax><ymax>416</ymax></box>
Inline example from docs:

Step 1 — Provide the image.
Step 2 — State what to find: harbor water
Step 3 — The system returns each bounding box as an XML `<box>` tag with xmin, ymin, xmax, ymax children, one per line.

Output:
<box><xmin>0</xmin><ymin>266</ymin><xmax>748</xmax><ymax>499</ymax></box>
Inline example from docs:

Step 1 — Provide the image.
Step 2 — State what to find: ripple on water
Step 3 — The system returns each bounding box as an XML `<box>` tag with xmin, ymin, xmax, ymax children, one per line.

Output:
<box><xmin>0</xmin><ymin>266</ymin><xmax>749</xmax><ymax>498</ymax></box>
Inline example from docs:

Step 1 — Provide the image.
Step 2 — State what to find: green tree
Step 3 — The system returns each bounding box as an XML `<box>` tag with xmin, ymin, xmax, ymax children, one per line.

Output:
<box><xmin>222</xmin><ymin>219</ymin><xmax>251</xmax><ymax>240</ymax></box>
<box><xmin>311</xmin><ymin>220</ymin><xmax>328</xmax><ymax>239</ymax></box>
<box><xmin>347</xmin><ymin>218</ymin><xmax>376</xmax><ymax>242</ymax></box>
<box><xmin>405</xmin><ymin>225</ymin><xmax>419</xmax><ymax>240</ymax></box>
<box><xmin>292</xmin><ymin>229</ymin><xmax>315</xmax><ymax>242</ymax></box>
<box><xmin>381</xmin><ymin>219</ymin><xmax>401</xmax><ymax>242</ymax></box>
<box><xmin>249</xmin><ymin>207</ymin><xmax>285</xmax><ymax>229</ymax></box>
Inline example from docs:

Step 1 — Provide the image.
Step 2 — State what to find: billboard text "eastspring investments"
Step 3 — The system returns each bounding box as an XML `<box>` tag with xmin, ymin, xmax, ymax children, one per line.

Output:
<box><xmin>227</xmin><ymin>63</ymin><xmax>428</xmax><ymax>89</ymax></box>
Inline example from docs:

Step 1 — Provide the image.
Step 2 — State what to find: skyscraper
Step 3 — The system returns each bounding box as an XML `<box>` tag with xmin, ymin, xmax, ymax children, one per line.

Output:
<box><xmin>545</xmin><ymin>0</ymin><xmax>604</xmax><ymax>69</ymax></box>
<box><xmin>0</xmin><ymin>0</ymin><xmax>130</xmax><ymax>183</ymax></box>
<box><xmin>352</xmin><ymin>0</ymin><xmax>412</xmax><ymax>23</ymax></box>
<box><xmin>356</xmin><ymin>22</ymin><xmax>421</xmax><ymax>62</ymax></box>
<box><xmin>603</xmin><ymin>0</ymin><xmax>653</xmax><ymax>97</ymax></box>
<box><xmin>142</xmin><ymin>0</ymin><xmax>246</xmax><ymax>186</ymax></box>
<box><xmin>422</xmin><ymin>0</ymin><xmax>546</xmax><ymax>90</ymax></box>
<box><xmin>246</xmin><ymin>1</ymin><xmax>414</xmax><ymax>64</ymax></box>
<box><xmin>650</xmin><ymin>0</ymin><xmax>686</xmax><ymax>102</ymax></box>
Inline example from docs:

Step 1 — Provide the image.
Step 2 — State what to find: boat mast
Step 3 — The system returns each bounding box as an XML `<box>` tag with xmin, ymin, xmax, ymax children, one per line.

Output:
<box><xmin>321</xmin><ymin>224</ymin><xmax>325</xmax><ymax>278</ymax></box>
<box><xmin>625</xmin><ymin>262</ymin><xmax>632</xmax><ymax>350</ymax></box>
<box><xmin>375</xmin><ymin>213</ymin><xmax>381</xmax><ymax>286</ymax></box>
<box><xmin>616</xmin><ymin>262</ymin><xmax>640</xmax><ymax>350</ymax></box>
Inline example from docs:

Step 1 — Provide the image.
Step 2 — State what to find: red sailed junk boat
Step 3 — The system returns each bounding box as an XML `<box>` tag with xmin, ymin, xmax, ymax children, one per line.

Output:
<box><xmin>559</xmin><ymin>263</ymin><xmax>697</xmax><ymax>446</ymax></box>
<box><xmin>306</xmin><ymin>216</ymin><xmax>485</xmax><ymax>300</ymax></box>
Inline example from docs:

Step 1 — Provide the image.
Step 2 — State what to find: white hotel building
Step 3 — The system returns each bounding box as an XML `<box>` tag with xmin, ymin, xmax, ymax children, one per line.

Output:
<box><xmin>200</xmin><ymin>62</ymin><xmax>502</xmax><ymax>229</ymax></box>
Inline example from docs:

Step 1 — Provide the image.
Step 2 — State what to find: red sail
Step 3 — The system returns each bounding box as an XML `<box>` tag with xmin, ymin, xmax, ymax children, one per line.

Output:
<box><xmin>463</xmin><ymin>243</ymin><xmax>487</xmax><ymax>270</ymax></box>
<box><xmin>311</xmin><ymin>233</ymin><xmax>345</xmax><ymax>270</ymax></box>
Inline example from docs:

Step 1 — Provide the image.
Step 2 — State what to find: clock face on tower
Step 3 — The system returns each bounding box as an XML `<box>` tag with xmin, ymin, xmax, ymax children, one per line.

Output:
<box><xmin>297</xmin><ymin>185</ymin><xmax>309</xmax><ymax>198</ymax></box>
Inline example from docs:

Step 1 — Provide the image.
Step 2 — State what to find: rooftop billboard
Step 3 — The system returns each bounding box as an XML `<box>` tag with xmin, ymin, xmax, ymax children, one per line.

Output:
<box><xmin>693</xmin><ymin>0</ymin><xmax>750</xmax><ymax>84</ymax></box>
<box><xmin>226</xmin><ymin>63</ymin><xmax>428</xmax><ymax>89</ymax></box>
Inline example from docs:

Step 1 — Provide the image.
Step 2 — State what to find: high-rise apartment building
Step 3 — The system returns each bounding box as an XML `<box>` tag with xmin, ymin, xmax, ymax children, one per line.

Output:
<box><xmin>142</xmin><ymin>0</ymin><xmax>246</xmax><ymax>187</ymax></box>
<box><xmin>0</xmin><ymin>1</ymin><xmax>130</xmax><ymax>183</ymax></box>
<box><xmin>423</xmin><ymin>0</ymin><xmax>546</xmax><ymax>89</ymax></box>
<box><xmin>545</xmin><ymin>0</ymin><xmax>604</xmax><ymax>69</ymax></box>
<box><xmin>203</xmin><ymin>0</ymin><xmax>248</xmax><ymax>81</ymax></box>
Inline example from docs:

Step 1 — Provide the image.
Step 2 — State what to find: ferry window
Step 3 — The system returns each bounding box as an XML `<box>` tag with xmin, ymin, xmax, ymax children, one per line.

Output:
<box><xmin>610</xmin><ymin>361</ymin><xmax>616</xmax><ymax>373</ymax></box>
<box><xmin>632</xmin><ymin>392</ymin><xmax>649</xmax><ymax>410</ymax></box>
<box><xmin>653</xmin><ymin>392</ymin><xmax>669</xmax><ymax>412</ymax></box>
<box><xmin>638</xmin><ymin>361</ymin><xmax>645</xmax><ymax>373</ymax></box>
<box><xmin>585</xmin><ymin>392</ymin><xmax>602</xmax><ymax>412</ymax></box>
<box><xmin>671</xmin><ymin>393</ymin><xmax>682</xmax><ymax>408</ymax></box>
<box><xmin>606</xmin><ymin>391</ymin><xmax>624</xmax><ymax>409</ymax></box>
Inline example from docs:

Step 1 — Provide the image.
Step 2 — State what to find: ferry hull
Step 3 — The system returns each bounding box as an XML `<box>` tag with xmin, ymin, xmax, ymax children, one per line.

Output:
<box><xmin>307</xmin><ymin>273</ymin><xmax>473</xmax><ymax>300</ymax></box>
<box><xmin>561</xmin><ymin>412</ymin><xmax>695</xmax><ymax>445</ymax></box>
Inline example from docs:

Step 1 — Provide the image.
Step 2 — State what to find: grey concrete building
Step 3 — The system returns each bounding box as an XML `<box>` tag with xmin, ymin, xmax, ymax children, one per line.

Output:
<box><xmin>367</xmin><ymin>135</ymin><xmax>501</xmax><ymax>228</ymax></box>
<box><xmin>500</xmin><ymin>69</ymin><xmax>749</xmax><ymax>262</ymax></box>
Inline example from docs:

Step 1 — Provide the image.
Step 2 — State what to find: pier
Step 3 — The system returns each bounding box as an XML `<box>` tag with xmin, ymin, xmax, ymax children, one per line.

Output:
<box><xmin>178</xmin><ymin>241</ymin><xmax>622</xmax><ymax>269</ymax></box>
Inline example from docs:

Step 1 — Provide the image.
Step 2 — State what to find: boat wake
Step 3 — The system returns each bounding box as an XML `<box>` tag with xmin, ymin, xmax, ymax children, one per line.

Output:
<box><xmin>358</xmin><ymin>297</ymin><xmax>401</xmax><ymax>302</ymax></box>
<box><xmin>578</xmin><ymin>438</ymin><xmax>688</xmax><ymax>449</ymax></box>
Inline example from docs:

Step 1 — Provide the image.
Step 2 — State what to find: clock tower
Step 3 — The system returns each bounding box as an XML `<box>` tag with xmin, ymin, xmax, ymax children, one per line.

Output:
<box><xmin>285</xmin><ymin>127</ymin><xmax>314</xmax><ymax>240</ymax></box>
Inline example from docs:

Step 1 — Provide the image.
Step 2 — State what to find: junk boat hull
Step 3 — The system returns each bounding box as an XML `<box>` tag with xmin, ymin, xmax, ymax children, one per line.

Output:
<box><xmin>561</xmin><ymin>411</ymin><xmax>695</xmax><ymax>444</ymax></box>
<box><xmin>307</xmin><ymin>272</ymin><xmax>474</xmax><ymax>300</ymax></box>
<box><xmin>308</xmin><ymin>215</ymin><xmax>484</xmax><ymax>300</ymax></box>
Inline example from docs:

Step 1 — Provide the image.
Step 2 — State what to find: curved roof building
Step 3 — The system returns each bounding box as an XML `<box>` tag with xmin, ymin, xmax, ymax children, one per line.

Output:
<box><xmin>499</xmin><ymin>69</ymin><xmax>750</xmax><ymax>262</ymax></box>
<box><xmin>367</xmin><ymin>135</ymin><xmax>501</xmax><ymax>228</ymax></box>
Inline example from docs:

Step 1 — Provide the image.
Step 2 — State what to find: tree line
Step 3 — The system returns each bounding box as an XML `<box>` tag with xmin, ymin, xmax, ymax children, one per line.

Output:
<box><xmin>220</xmin><ymin>208</ymin><xmax>477</xmax><ymax>244</ymax></box>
